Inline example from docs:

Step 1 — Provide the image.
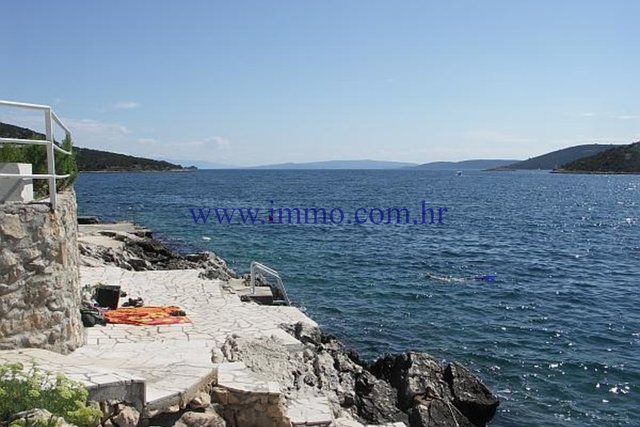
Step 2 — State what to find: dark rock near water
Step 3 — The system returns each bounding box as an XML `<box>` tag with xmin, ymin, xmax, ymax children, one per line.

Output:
<box><xmin>123</xmin><ymin>236</ymin><xmax>180</xmax><ymax>265</ymax></box>
<box><xmin>353</xmin><ymin>370</ymin><xmax>406</xmax><ymax>424</ymax></box>
<box><xmin>369</xmin><ymin>352</ymin><xmax>499</xmax><ymax>427</ymax></box>
<box><xmin>369</xmin><ymin>352</ymin><xmax>453</xmax><ymax>410</ymax></box>
<box><xmin>281</xmin><ymin>322</ymin><xmax>498</xmax><ymax>426</ymax></box>
<box><xmin>78</xmin><ymin>215</ymin><xmax>101</xmax><ymax>224</ymax></box>
<box><xmin>127</xmin><ymin>257</ymin><xmax>152</xmax><ymax>271</ymax></box>
<box><xmin>408</xmin><ymin>401</ymin><xmax>474</xmax><ymax>427</ymax></box>
<box><xmin>292</xmin><ymin>320</ymin><xmax>325</xmax><ymax>345</ymax></box>
<box><xmin>444</xmin><ymin>362</ymin><xmax>499</xmax><ymax>427</ymax></box>
<box><xmin>80</xmin><ymin>233</ymin><xmax>237</xmax><ymax>280</ymax></box>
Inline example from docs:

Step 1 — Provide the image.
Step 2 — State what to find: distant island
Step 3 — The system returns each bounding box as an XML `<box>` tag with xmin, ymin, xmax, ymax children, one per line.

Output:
<box><xmin>250</xmin><ymin>159</ymin><xmax>418</xmax><ymax>169</ymax></box>
<box><xmin>415</xmin><ymin>159</ymin><xmax>519</xmax><ymax>170</ymax></box>
<box><xmin>0</xmin><ymin>122</ymin><xmax>195</xmax><ymax>172</ymax></box>
<box><xmin>251</xmin><ymin>159</ymin><xmax>521</xmax><ymax>170</ymax></box>
<box><xmin>555</xmin><ymin>141</ymin><xmax>640</xmax><ymax>174</ymax></box>
<box><xmin>493</xmin><ymin>144</ymin><xmax>620</xmax><ymax>170</ymax></box>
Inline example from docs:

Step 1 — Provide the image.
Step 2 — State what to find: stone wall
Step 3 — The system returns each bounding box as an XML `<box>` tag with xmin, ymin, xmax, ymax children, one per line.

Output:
<box><xmin>0</xmin><ymin>190</ymin><xmax>85</xmax><ymax>353</ymax></box>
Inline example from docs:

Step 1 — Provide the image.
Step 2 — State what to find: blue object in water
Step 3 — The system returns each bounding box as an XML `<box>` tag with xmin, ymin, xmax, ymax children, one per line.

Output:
<box><xmin>479</xmin><ymin>275</ymin><xmax>496</xmax><ymax>281</ymax></box>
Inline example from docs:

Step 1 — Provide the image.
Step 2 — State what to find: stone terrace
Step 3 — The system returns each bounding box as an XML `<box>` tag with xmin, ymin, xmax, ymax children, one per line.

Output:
<box><xmin>0</xmin><ymin>265</ymin><xmax>323</xmax><ymax>421</ymax></box>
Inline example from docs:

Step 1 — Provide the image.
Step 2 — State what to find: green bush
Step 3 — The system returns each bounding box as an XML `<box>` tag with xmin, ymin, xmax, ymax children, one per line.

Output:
<box><xmin>0</xmin><ymin>363</ymin><xmax>102</xmax><ymax>427</ymax></box>
<box><xmin>0</xmin><ymin>134</ymin><xmax>77</xmax><ymax>198</ymax></box>
<box><xmin>55</xmin><ymin>135</ymin><xmax>78</xmax><ymax>192</ymax></box>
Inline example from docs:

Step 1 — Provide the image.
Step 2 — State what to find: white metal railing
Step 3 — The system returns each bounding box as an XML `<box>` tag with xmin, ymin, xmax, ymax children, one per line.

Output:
<box><xmin>0</xmin><ymin>100</ymin><xmax>73</xmax><ymax>209</ymax></box>
<box><xmin>250</xmin><ymin>261</ymin><xmax>291</xmax><ymax>306</ymax></box>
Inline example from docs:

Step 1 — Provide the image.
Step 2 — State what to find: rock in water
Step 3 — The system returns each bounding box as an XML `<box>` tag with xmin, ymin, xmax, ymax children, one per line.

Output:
<box><xmin>444</xmin><ymin>362</ymin><xmax>499</xmax><ymax>427</ymax></box>
<box><xmin>369</xmin><ymin>352</ymin><xmax>499</xmax><ymax>427</ymax></box>
<box><xmin>369</xmin><ymin>352</ymin><xmax>453</xmax><ymax>410</ymax></box>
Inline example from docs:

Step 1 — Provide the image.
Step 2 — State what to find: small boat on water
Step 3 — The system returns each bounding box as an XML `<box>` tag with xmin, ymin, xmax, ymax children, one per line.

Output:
<box><xmin>456</xmin><ymin>170</ymin><xmax>462</xmax><ymax>176</ymax></box>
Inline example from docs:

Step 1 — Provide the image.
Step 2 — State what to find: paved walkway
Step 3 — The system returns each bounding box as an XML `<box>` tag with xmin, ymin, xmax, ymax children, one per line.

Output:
<box><xmin>0</xmin><ymin>265</ymin><xmax>316</xmax><ymax>413</ymax></box>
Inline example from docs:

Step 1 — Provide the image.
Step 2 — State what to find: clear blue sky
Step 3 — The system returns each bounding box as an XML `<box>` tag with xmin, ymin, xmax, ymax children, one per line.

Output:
<box><xmin>1</xmin><ymin>0</ymin><xmax>638</xmax><ymax>166</ymax></box>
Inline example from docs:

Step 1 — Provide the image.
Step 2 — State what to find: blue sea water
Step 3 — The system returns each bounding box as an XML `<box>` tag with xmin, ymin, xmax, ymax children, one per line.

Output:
<box><xmin>76</xmin><ymin>170</ymin><xmax>640</xmax><ymax>426</ymax></box>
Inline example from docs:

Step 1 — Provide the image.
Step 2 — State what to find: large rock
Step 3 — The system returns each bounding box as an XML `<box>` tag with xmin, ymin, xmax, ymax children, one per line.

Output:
<box><xmin>408</xmin><ymin>402</ymin><xmax>474</xmax><ymax>427</ymax></box>
<box><xmin>112</xmin><ymin>405</ymin><xmax>140</xmax><ymax>427</ymax></box>
<box><xmin>291</xmin><ymin>322</ymin><xmax>325</xmax><ymax>345</ymax></box>
<box><xmin>354</xmin><ymin>370</ymin><xmax>407</xmax><ymax>424</ymax></box>
<box><xmin>175</xmin><ymin>408</ymin><xmax>226</xmax><ymax>427</ymax></box>
<box><xmin>444</xmin><ymin>363</ymin><xmax>499</xmax><ymax>427</ymax></box>
<box><xmin>369</xmin><ymin>353</ymin><xmax>498</xmax><ymax>427</ymax></box>
<box><xmin>188</xmin><ymin>391</ymin><xmax>212</xmax><ymax>410</ymax></box>
<box><xmin>369</xmin><ymin>353</ymin><xmax>453</xmax><ymax>410</ymax></box>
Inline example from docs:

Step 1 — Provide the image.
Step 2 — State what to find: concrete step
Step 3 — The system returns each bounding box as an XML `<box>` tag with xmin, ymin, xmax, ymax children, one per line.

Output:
<box><xmin>0</xmin><ymin>340</ymin><xmax>217</xmax><ymax>413</ymax></box>
<box><xmin>287</xmin><ymin>397</ymin><xmax>334</xmax><ymax>427</ymax></box>
<box><xmin>216</xmin><ymin>361</ymin><xmax>280</xmax><ymax>395</ymax></box>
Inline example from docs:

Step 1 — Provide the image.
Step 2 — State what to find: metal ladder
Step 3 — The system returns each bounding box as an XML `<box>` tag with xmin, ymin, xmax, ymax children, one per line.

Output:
<box><xmin>250</xmin><ymin>261</ymin><xmax>291</xmax><ymax>306</ymax></box>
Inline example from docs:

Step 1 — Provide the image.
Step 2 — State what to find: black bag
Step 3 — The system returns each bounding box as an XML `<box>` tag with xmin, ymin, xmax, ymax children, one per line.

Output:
<box><xmin>80</xmin><ymin>304</ymin><xmax>106</xmax><ymax>327</ymax></box>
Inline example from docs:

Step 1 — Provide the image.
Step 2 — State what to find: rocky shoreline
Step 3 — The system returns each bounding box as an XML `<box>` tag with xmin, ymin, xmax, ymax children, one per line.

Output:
<box><xmin>78</xmin><ymin>222</ymin><xmax>499</xmax><ymax>427</ymax></box>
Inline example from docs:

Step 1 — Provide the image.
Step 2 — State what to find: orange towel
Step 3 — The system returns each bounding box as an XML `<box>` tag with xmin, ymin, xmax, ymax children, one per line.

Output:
<box><xmin>104</xmin><ymin>306</ymin><xmax>191</xmax><ymax>326</ymax></box>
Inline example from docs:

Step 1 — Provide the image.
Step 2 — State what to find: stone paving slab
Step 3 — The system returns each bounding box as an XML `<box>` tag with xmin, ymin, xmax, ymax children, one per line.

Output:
<box><xmin>287</xmin><ymin>397</ymin><xmax>334</xmax><ymax>426</ymax></box>
<box><xmin>78</xmin><ymin>233</ymin><xmax>125</xmax><ymax>250</ymax></box>
<box><xmin>217</xmin><ymin>361</ymin><xmax>281</xmax><ymax>394</ymax></box>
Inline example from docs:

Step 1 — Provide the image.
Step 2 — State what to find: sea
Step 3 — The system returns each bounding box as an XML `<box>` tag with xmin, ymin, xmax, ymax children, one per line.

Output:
<box><xmin>75</xmin><ymin>169</ymin><xmax>640</xmax><ymax>427</ymax></box>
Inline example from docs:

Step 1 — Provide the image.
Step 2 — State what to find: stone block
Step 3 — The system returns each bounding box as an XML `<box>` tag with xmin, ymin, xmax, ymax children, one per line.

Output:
<box><xmin>0</xmin><ymin>163</ymin><xmax>33</xmax><ymax>203</ymax></box>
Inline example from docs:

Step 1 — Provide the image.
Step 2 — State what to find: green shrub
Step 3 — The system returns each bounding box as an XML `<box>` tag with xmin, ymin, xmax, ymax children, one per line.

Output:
<box><xmin>55</xmin><ymin>135</ymin><xmax>78</xmax><ymax>192</ymax></box>
<box><xmin>0</xmin><ymin>363</ymin><xmax>102</xmax><ymax>427</ymax></box>
<box><xmin>0</xmin><ymin>134</ymin><xmax>77</xmax><ymax>198</ymax></box>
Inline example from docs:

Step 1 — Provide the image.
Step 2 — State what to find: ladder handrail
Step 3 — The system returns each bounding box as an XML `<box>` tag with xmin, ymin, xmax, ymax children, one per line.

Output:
<box><xmin>250</xmin><ymin>261</ymin><xmax>291</xmax><ymax>306</ymax></box>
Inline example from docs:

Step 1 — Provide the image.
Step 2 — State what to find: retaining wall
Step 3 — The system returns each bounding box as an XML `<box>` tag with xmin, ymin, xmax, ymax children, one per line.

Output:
<box><xmin>0</xmin><ymin>190</ymin><xmax>85</xmax><ymax>353</ymax></box>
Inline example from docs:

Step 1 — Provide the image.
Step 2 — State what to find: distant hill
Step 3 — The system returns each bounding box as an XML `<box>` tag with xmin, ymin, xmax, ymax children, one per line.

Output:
<box><xmin>557</xmin><ymin>141</ymin><xmax>640</xmax><ymax>173</ymax></box>
<box><xmin>75</xmin><ymin>147</ymin><xmax>194</xmax><ymax>172</ymax></box>
<box><xmin>251</xmin><ymin>160</ymin><xmax>417</xmax><ymax>169</ymax></box>
<box><xmin>0</xmin><ymin>121</ymin><xmax>42</xmax><ymax>141</ymax></box>
<box><xmin>165</xmin><ymin>159</ymin><xmax>237</xmax><ymax>169</ymax></box>
<box><xmin>499</xmin><ymin>144</ymin><xmax>620</xmax><ymax>170</ymax></box>
<box><xmin>414</xmin><ymin>159</ymin><xmax>519</xmax><ymax>170</ymax></box>
<box><xmin>0</xmin><ymin>122</ymin><xmax>194</xmax><ymax>172</ymax></box>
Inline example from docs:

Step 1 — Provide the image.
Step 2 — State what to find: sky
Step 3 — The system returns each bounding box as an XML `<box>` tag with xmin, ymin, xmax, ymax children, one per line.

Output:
<box><xmin>1</xmin><ymin>0</ymin><xmax>639</xmax><ymax>167</ymax></box>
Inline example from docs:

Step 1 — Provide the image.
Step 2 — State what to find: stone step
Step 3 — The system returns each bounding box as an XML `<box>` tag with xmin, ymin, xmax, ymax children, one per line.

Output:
<box><xmin>216</xmin><ymin>361</ymin><xmax>281</xmax><ymax>395</ymax></box>
<box><xmin>0</xmin><ymin>340</ymin><xmax>217</xmax><ymax>413</ymax></box>
<box><xmin>286</xmin><ymin>397</ymin><xmax>334</xmax><ymax>427</ymax></box>
<box><xmin>214</xmin><ymin>362</ymin><xmax>289</xmax><ymax>426</ymax></box>
<box><xmin>71</xmin><ymin>340</ymin><xmax>217</xmax><ymax>412</ymax></box>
